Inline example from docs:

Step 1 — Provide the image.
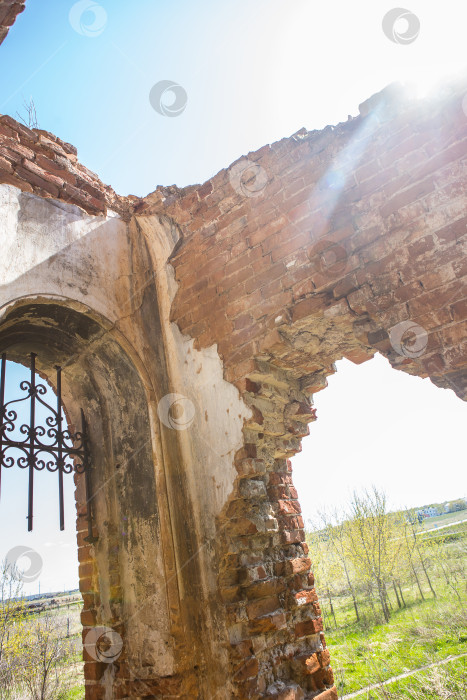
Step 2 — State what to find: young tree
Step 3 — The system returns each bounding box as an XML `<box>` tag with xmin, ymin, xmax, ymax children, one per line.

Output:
<box><xmin>307</xmin><ymin>527</ymin><xmax>341</xmax><ymax>629</ymax></box>
<box><xmin>405</xmin><ymin>510</ymin><xmax>437</xmax><ymax>598</ymax></box>
<box><xmin>17</xmin><ymin>612</ymin><xmax>72</xmax><ymax>700</ymax></box>
<box><xmin>319</xmin><ymin>509</ymin><xmax>361</xmax><ymax>623</ymax></box>
<box><xmin>345</xmin><ymin>488</ymin><xmax>401</xmax><ymax>623</ymax></box>
<box><xmin>0</xmin><ymin>558</ymin><xmax>28</xmax><ymax>696</ymax></box>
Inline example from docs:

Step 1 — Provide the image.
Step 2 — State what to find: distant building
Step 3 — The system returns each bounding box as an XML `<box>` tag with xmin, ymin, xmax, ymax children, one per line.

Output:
<box><xmin>417</xmin><ymin>506</ymin><xmax>439</xmax><ymax>519</ymax></box>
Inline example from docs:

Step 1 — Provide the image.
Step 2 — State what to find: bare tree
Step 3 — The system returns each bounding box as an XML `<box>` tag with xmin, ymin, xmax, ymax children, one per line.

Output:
<box><xmin>319</xmin><ymin>509</ymin><xmax>361</xmax><ymax>623</ymax></box>
<box><xmin>16</xmin><ymin>97</ymin><xmax>39</xmax><ymax>129</ymax></box>
<box><xmin>405</xmin><ymin>510</ymin><xmax>437</xmax><ymax>599</ymax></box>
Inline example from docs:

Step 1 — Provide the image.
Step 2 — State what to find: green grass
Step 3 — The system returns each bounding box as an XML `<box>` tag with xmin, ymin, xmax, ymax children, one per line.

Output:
<box><xmin>328</xmin><ymin>596</ymin><xmax>467</xmax><ymax>696</ymax></box>
<box><xmin>420</xmin><ymin>510</ymin><xmax>467</xmax><ymax>531</ymax></box>
<box><xmin>345</xmin><ymin>656</ymin><xmax>467</xmax><ymax>699</ymax></box>
<box><xmin>58</xmin><ymin>685</ymin><xmax>85</xmax><ymax>700</ymax></box>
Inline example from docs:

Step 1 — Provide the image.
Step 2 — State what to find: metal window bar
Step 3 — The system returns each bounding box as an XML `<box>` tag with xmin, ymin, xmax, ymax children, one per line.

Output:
<box><xmin>0</xmin><ymin>353</ymin><xmax>95</xmax><ymax>537</ymax></box>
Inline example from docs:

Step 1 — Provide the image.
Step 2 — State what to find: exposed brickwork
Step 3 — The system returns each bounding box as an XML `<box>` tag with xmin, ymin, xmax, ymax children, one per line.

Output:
<box><xmin>75</xmin><ymin>471</ymin><xmax>125</xmax><ymax>699</ymax></box>
<box><xmin>148</xmin><ymin>81</ymin><xmax>467</xmax><ymax>402</ymax></box>
<box><xmin>0</xmin><ymin>0</ymin><xmax>24</xmax><ymax>45</ymax></box>
<box><xmin>217</xmin><ymin>369</ymin><xmax>335</xmax><ymax>697</ymax></box>
<box><xmin>0</xmin><ymin>116</ymin><xmax>136</xmax><ymax>218</ymax></box>
<box><xmin>1</xmin><ymin>78</ymin><xmax>466</xmax><ymax>699</ymax></box>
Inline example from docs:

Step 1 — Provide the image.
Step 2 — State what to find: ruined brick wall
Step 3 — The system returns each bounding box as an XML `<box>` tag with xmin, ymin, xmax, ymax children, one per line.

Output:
<box><xmin>134</xmin><ymin>81</ymin><xmax>467</xmax><ymax>699</ymax></box>
<box><xmin>140</xmin><ymin>82</ymin><xmax>467</xmax><ymax>399</ymax></box>
<box><xmin>0</xmin><ymin>78</ymin><xmax>466</xmax><ymax>699</ymax></box>
<box><xmin>0</xmin><ymin>0</ymin><xmax>24</xmax><ymax>45</ymax></box>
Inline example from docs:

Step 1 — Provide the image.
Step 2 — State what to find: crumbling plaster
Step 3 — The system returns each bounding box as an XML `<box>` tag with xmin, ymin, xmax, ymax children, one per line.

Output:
<box><xmin>0</xmin><ymin>182</ymin><xmax>255</xmax><ymax>698</ymax></box>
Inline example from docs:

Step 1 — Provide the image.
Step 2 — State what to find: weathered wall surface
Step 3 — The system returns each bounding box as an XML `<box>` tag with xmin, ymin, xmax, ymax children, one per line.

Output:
<box><xmin>0</xmin><ymin>184</ymin><xmax>253</xmax><ymax>698</ymax></box>
<box><xmin>143</xmin><ymin>82</ymin><xmax>467</xmax><ymax>400</ymax></box>
<box><xmin>0</xmin><ymin>184</ymin><xmax>178</xmax><ymax>694</ymax></box>
<box><xmin>0</xmin><ymin>78</ymin><xmax>466</xmax><ymax>699</ymax></box>
<box><xmin>0</xmin><ymin>0</ymin><xmax>24</xmax><ymax>45</ymax></box>
<box><xmin>0</xmin><ymin>116</ymin><xmax>133</xmax><ymax>217</ymax></box>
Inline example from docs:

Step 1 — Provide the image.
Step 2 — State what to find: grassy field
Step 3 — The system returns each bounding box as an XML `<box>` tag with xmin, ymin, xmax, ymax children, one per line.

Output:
<box><xmin>1</xmin><ymin>593</ymin><xmax>84</xmax><ymax>700</ymax></box>
<box><xmin>311</xmin><ymin>508</ymin><xmax>467</xmax><ymax>699</ymax></box>
<box><xmin>327</xmin><ymin>596</ymin><xmax>467</xmax><ymax>696</ymax></box>
<box><xmin>419</xmin><ymin>510</ymin><xmax>467</xmax><ymax>531</ymax></box>
<box><xmin>4</xmin><ymin>513</ymin><xmax>466</xmax><ymax>698</ymax></box>
<box><xmin>49</xmin><ymin>597</ymin><xmax>84</xmax><ymax>700</ymax></box>
<box><xmin>342</xmin><ymin>656</ymin><xmax>467</xmax><ymax>699</ymax></box>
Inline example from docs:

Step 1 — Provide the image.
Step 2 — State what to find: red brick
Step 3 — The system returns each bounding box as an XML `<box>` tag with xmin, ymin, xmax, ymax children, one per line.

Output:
<box><xmin>278</xmin><ymin>499</ymin><xmax>302</xmax><ymax>515</ymax></box>
<box><xmin>281</xmin><ymin>529</ymin><xmax>305</xmax><ymax>544</ymax></box>
<box><xmin>295</xmin><ymin>617</ymin><xmax>323</xmax><ymax>637</ymax></box>
<box><xmin>79</xmin><ymin>577</ymin><xmax>94</xmax><ymax>593</ymax></box>
<box><xmin>380</xmin><ymin>177</ymin><xmax>435</xmax><ymax>218</ymax></box>
<box><xmin>0</xmin><ymin>154</ymin><xmax>13</xmax><ymax>173</ymax></box>
<box><xmin>34</xmin><ymin>154</ymin><xmax>78</xmax><ymax>185</ymax></box>
<box><xmin>0</xmin><ymin>141</ymin><xmax>34</xmax><ymax>161</ymax></box>
<box><xmin>435</xmin><ymin>216</ymin><xmax>467</xmax><ymax>244</ymax></box>
<box><xmin>293</xmin><ymin>589</ymin><xmax>318</xmax><ymax>606</ymax></box>
<box><xmin>285</xmin><ymin>558</ymin><xmax>311</xmax><ymax>575</ymax></box>
<box><xmin>246</xmin><ymin>578</ymin><xmax>286</xmax><ymax>599</ymax></box>
<box><xmin>248</xmin><ymin>611</ymin><xmax>287</xmax><ymax>634</ymax></box>
<box><xmin>233</xmin><ymin>657</ymin><xmax>259</xmax><ymax>681</ymax></box>
<box><xmin>313</xmin><ymin>688</ymin><xmax>338</xmax><ymax>700</ymax></box>
<box><xmin>80</xmin><ymin>609</ymin><xmax>96</xmax><ymax>626</ymax></box>
<box><xmin>246</xmin><ymin>595</ymin><xmax>281</xmax><ymax>620</ymax></box>
<box><xmin>14</xmin><ymin>164</ymin><xmax>61</xmax><ymax>197</ymax></box>
<box><xmin>0</xmin><ymin>116</ymin><xmax>37</xmax><ymax>143</ymax></box>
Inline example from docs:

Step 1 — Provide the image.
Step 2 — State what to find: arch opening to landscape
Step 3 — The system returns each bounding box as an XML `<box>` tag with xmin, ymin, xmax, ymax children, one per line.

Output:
<box><xmin>289</xmin><ymin>352</ymin><xmax>467</xmax><ymax>695</ymax></box>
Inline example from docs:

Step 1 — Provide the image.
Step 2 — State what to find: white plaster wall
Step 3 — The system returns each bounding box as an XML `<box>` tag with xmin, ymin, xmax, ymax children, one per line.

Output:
<box><xmin>136</xmin><ymin>214</ymin><xmax>252</xmax><ymax>526</ymax></box>
<box><xmin>137</xmin><ymin>214</ymin><xmax>250</xmax><ymax>697</ymax></box>
<box><xmin>0</xmin><ymin>184</ymin><xmax>131</xmax><ymax>322</ymax></box>
<box><xmin>171</xmin><ymin>322</ymin><xmax>251</xmax><ymax>525</ymax></box>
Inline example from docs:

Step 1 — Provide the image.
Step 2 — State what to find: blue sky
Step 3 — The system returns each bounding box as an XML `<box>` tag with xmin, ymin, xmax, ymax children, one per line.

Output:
<box><xmin>0</xmin><ymin>0</ymin><xmax>466</xmax><ymax>593</ymax></box>
<box><xmin>2</xmin><ymin>0</ymin><xmax>466</xmax><ymax>195</ymax></box>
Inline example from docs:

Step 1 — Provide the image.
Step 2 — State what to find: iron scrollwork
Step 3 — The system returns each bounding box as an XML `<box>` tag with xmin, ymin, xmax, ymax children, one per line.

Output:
<box><xmin>0</xmin><ymin>353</ymin><xmax>95</xmax><ymax>538</ymax></box>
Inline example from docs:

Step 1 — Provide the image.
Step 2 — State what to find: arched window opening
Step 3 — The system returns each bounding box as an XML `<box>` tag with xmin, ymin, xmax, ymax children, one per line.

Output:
<box><xmin>0</xmin><ymin>358</ymin><xmax>86</xmax><ymax>698</ymax></box>
<box><xmin>0</xmin><ymin>300</ymin><xmax>184</xmax><ymax>697</ymax></box>
<box><xmin>0</xmin><ymin>353</ymin><xmax>93</xmax><ymax>536</ymax></box>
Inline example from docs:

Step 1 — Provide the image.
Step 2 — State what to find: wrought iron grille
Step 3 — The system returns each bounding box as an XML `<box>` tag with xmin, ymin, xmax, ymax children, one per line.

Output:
<box><xmin>0</xmin><ymin>353</ymin><xmax>95</xmax><ymax>537</ymax></box>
